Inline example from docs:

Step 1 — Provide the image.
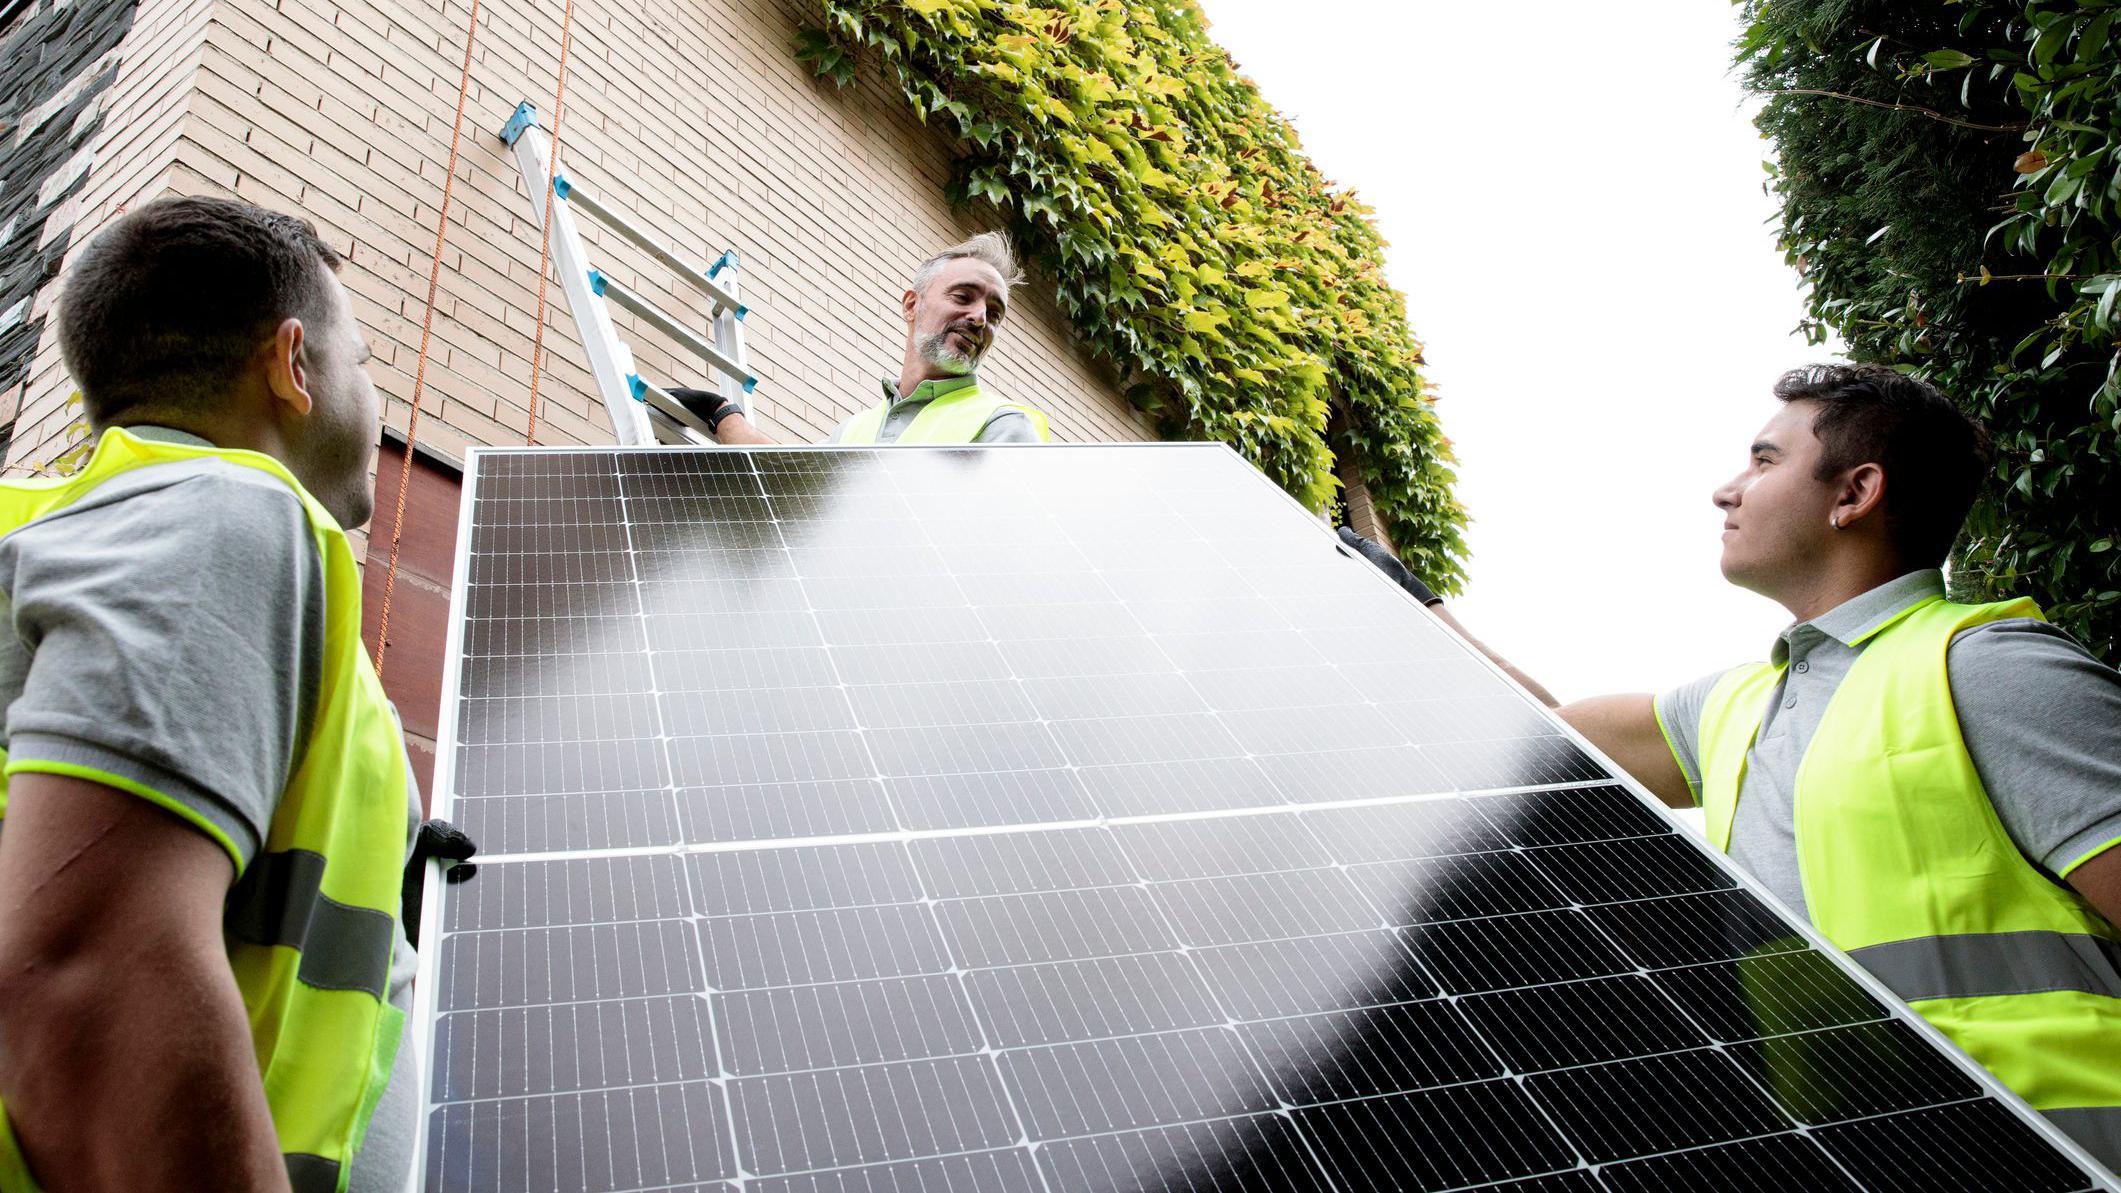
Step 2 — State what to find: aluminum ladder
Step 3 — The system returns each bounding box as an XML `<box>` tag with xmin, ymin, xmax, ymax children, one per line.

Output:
<box><xmin>499</xmin><ymin>101</ymin><xmax>754</xmax><ymax>446</ymax></box>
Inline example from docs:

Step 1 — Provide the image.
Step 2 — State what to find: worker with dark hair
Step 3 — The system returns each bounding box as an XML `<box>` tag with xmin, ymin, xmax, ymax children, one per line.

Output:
<box><xmin>1365</xmin><ymin>363</ymin><xmax>2121</xmax><ymax>1168</ymax></box>
<box><xmin>673</xmin><ymin>231</ymin><xmax>1052</xmax><ymax>445</ymax></box>
<box><xmin>0</xmin><ymin>194</ymin><xmax>468</xmax><ymax>1191</ymax></box>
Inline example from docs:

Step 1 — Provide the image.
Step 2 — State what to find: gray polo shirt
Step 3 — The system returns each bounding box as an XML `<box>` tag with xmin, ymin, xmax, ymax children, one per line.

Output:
<box><xmin>825</xmin><ymin>375</ymin><xmax>1044</xmax><ymax>444</ymax></box>
<box><xmin>1656</xmin><ymin>570</ymin><xmax>2121</xmax><ymax>922</ymax></box>
<box><xmin>0</xmin><ymin>426</ymin><xmax>419</xmax><ymax>1192</ymax></box>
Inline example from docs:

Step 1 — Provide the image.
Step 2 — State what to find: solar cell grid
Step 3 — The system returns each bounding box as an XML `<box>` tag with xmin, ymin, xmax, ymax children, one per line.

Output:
<box><xmin>418</xmin><ymin>446</ymin><xmax>2110</xmax><ymax>1192</ymax></box>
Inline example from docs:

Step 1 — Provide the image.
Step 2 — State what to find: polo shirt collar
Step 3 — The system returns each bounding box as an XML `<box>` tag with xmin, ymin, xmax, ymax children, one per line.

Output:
<box><xmin>882</xmin><ymin>374</ymin><xmax>978</xmax><ymax>408</ymax></box>
<box><xmin>120</xmin><ymin>424</ymin><xmax>216</xmax><ymax>449</ymax></box>
<box><xmin>1770</xmin><ymin>569</ymin><xmax>1945</xmax><ymax>664</ymax></box>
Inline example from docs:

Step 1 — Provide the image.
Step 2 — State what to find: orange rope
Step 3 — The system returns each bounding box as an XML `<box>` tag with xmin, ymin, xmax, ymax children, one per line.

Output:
<box><xmin>372</xmin><ymin>0</ymin><xmax>481</xmax><ymax>678</ymax></box>
<box><xmin>523</xmin><ymin>0</ymin><xmax>580</xmax><ymax>447</ymax></box>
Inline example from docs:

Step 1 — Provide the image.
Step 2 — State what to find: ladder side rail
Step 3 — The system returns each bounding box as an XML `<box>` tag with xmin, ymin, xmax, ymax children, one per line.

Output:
<box><xmin>557</xmin><ymin>176</ymin><xmax>746</xmax><ymax>317</ymax></box>
<box><xmin>591</xmin><ymin>270</ymin><xmax>756</xmax><ymax>392</ymax></box>
<box><xmin>499</xmin><ymin>109</ymin><xmax>655</xmax><ymax>446</ymax></box>
<box><xmin>709</xmin><ymin>252</ymin><xmax>751</xmax><ymax>418</ymax></box>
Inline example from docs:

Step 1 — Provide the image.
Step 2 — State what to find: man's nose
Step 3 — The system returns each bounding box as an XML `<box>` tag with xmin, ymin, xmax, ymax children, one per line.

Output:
<box><xmin>1712</xmin><ymin>477</ymin><xmax>1740</xmax><ymax>511</ymax></box>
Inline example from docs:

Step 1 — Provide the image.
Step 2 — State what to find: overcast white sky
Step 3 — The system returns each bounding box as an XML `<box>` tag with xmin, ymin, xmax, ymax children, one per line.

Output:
<box><xmin>1201</xmin><ymin>0</ymin><xmax>1840</xmax><ymax>702</ymax></box>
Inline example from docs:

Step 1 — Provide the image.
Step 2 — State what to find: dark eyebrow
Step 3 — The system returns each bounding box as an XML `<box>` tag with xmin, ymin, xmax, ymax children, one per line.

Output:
<box><xmin>1751</xmin><ymin>441</ymin><xmax>1780</xmax><ymax>458</ymax></box>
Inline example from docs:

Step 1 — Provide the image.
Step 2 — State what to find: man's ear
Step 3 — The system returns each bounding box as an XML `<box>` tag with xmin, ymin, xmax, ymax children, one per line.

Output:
<box><xmin>263</xmin><ymin>317</ymin><xmax>314</xmax><ymax>418</ymax></box>
<box><xmin>901</xmin><ymin>288</ymin><xmax>919</xmax><ymax>325</ymax></box>
<box><xmin>1835</xmin><ymin>461</ymin><xmax>1887</xmax><ymax>529</ymax></box>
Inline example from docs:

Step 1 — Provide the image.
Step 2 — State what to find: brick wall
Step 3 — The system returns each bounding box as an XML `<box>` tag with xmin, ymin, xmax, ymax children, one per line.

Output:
<box><xmin>0</xmin><ymin>0</ymin><xmax>141</xmax><ymax>458</ymax></box>
<box><xmin>3</xmin><ymin>0</ymin><xmax>223</xmax><ymax>473</ymax></box>
<box><xmin>3</xmin><ymin>0</ymin><xmax>1152</xmax><ymax>490</ymax></box>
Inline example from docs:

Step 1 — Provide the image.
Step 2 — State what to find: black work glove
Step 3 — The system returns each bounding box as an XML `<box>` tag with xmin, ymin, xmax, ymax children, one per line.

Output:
<box><xmin>401</xmin><ymin>818</ymin><xmax>478</xmax><ymax>948</ymax></box>
<box><xmin>668</xmin><ymin>386</ymin><xmax>743</xmax><ymax>434</ymax></box>
<box><xmin>1337</xmin><ymin>526</ymin><xmax>1442</xmax><ymax>606</ymax></box>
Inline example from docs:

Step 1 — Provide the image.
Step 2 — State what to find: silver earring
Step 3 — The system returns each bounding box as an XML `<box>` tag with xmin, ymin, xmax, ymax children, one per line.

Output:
<box><xmin>1830</xmin><ymin>515</ymin><xmax>1842</xmax><ymax>530</ymax></box>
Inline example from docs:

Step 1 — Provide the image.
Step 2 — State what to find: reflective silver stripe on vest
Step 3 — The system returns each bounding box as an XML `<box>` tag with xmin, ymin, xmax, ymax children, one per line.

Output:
<box><xmin>2042</xmin><ymin>1107</ymin><xmax>2121</xmax><ymax>1172</ymax></box>
<box><xmin>1849</xmin><ymin>932</ymin><xmax>2121</xmax><ymax>1002</ymax></box>
<box><xmin>227</xmin><ymin>848</ymin><xmax>396</xmax><ymax>999</ymax></box>
<box><xmin>284</xmin><ymin>1152</ymin><xmax>341</xmax><ymax>1193</ymax></box>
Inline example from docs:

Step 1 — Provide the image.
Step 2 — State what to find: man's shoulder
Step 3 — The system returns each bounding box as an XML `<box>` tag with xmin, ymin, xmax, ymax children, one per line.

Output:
<box><xmin>1</xmin><ymin>458</ymin><xmax>317</xmax><ymax>579</ymax></box>
<box><xmin>1943</xmin><ymin>615</ymin><xmax>2118</xmax><ymax>744</ymax></box>
<box><xmin>23</xmin><ymin>455</ymin><xmax>306</xmax><ymax>526</ymax></box>
<box><xmin>1946</xmin><ymin>615</ymin><xmax>2111</xmax><ymax>674</ymax></box>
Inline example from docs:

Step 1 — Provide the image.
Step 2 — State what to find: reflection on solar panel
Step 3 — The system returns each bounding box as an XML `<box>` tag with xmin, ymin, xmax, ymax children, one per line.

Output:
<box><xmin>413</xmin><ymin>446</ymin><xmax>2109</xmax><ymax>1192</ymax></box>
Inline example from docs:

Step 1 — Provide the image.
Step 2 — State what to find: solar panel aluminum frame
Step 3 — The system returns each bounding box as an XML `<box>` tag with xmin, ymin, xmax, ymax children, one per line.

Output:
<box><xmin>405</xmin><ymin>441</ymin><xmax>2119</xmax><ymax>1191</ymax></box>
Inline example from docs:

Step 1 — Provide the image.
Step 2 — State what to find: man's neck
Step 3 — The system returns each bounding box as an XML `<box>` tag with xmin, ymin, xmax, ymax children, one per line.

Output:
<box><xmin>1775</xmin><ymin>557</ymin><xmax>1909</xmax><ymax>624</ymax></box>
<box><xmin>114</xmin><ymin>397</ymin><xmax>298</xmax><ymax>473</ymax></box>
<box><xmin>893</xmin><ymin>369</ymin><xmax>974</xmax><ymax>400</ymax></box>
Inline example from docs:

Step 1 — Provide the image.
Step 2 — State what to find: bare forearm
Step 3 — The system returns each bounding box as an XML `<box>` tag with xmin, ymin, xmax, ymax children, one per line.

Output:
<box><xmin>712</xmin><ymin>412</ymin><xmax>777</xmax><ymax>445</ymax></box>
<box><xmin>1429</xmin><ymin>603</ymin><xmax>1560</xmax><ymax>708</ymax></box>
<box><xmin>1559</xmin><ymin>693</ymin><xmax>1695</xmax><ymax>808</ymax></box>
<box><xmin>0</xmin><ymin>934</ymin><xmax>287</xmax><ymax>1189</ymax></box>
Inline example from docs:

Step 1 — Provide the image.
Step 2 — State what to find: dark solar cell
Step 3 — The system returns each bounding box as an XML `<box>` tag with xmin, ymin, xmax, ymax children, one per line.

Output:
<box><xmin>1300</xmin><ymin>797</ymin><xmax>1510</xmax><ymax>862</ymax></box>
<box><xmin>1239</xmin><ymin>999</ymin><xmax>1504</xmax><ymax>1103</ymax></box>
<box><xmin>1730</xmin><ymin>1020</ymin><xmax>1984</xmax><ymax>1125</ymax></box>
<box><xmin>1113</xmin><ymin>812</ymin><xmax>1333</xmax><ymax>880</ymax></box>
<box><xmin>1525</xmin><ymin>833</ymin><xmax>1738</xmax><ymax>905</ymax></box>
<box><xmin>1345</xmin><ymin>849</ymin><xmax>1571</xmax><ymax>924</ymax></box>
<box><xmin>1034</xmin><ymin>1114</ymin><xmax>1330</xmax><ymax>1191</ymax></box>
<box><xmin>962</xmin><ymin>952</ymin><xmax>1225</xmax><ymax>1047</ymax></box>
<box><xmin>1458</xmin><ymin>974</ymin><xmax>1707</xmax><ymax>1072</ymax></box>
<box><xmin>712</xmin><ymin>975</ymin><xmax>982</xmax><ymax>1075</ymax></box>
<box><xmin>997</xmin><ymin>1028</ymin><xmax>1277</xmax><ymax>1139</ymax></box>
<box><xmin>1815</xmin><ymin>1100</ymin><xmax>2097</xmax><ymax>1193</ymax></box>
<box><xmin>1652</xmin><ymin>949</ymin><xmax>1891</xmax><ymax>1042</ymax></box>
<box><xmin>910</xmin><ymin>825</ymin><xmax>1135</xmax><ymax>897</ymax></box>
<box><xmin>1599</xmin><ymin>1132</ymin><xmax>1859</xmax><ymax>1192</ymax></box>
<box><xmin>1473</xmin><ymin>782</ymin><xmax>1671</xmax><ymax>846</ymax></box>
<box><xmin>675</xmin><ymin>778</ymin><xmax>896</xmax><ymax>843</ymax></box>
<box><xmin>1402</xmin><ymin>908</ymin><xmax>1633</xmax><ymax>994</ymax></box>
<box><xmin>1299</xmin><ymin>1081</ymin><xmax>1576</xmax><ymax>1191</ymax></box>
<box><xmin>1524</xmin><ymin>1048</ymin><xmax>1791</xmax><ymax>1162</ymax></box>
<box><xmin>1589</xmin><ymin>888</ymin><xmax>1807</xmax><ymax>969</ymax></box>
<box><xmin>729</xmin><ymin>1056</ymin><xmax>1018</xmax><ymax>1176</ymax></box>
<box><xmin>689</xmin><ymin>841</ymin><xmax>920</xmax><ymax>915</ymax></box>
<box><xmin>1191</xmin><ymin>930</ymin><xmax>1438</xmax><ymax>1019</ymax></box>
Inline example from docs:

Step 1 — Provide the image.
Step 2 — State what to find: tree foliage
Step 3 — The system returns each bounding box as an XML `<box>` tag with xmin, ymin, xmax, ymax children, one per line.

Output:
<box><xmin>1740</xmin><ymin>0</ymin><xmax>2121</xmax><ymax>659</ymax></box>
<box><xmin>796</xmin><ymin>0</ymin><xmax>1468</xmax><ymax>590</ymax></box>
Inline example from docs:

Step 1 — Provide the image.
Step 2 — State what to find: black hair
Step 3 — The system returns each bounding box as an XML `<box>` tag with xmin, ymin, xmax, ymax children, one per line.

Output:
<box><xmin>1773</xmin><ymin>363</ymin><xmax>1994</xmax><ymax>568</ymax></box>
<box><xmin>57</xmin><ymin>195</ymin><xmax>344</xmax><ymax>426</ymax></box>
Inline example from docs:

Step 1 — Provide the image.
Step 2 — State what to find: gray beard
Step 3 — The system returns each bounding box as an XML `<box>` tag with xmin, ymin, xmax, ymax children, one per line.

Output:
<box><xmin>918</xmin><ymin>330</ymin><xmax>979</xmax><ymax>377</ymax></box>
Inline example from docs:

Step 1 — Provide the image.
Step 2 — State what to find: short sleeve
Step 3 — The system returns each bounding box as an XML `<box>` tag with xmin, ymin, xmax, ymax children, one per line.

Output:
<box><xmin>0</xmin><ymin>463</ymin><xmax>326</xmax><ymax>871</ymax></box>
<box><xmin>1653</xmin><ymin>670</ymin><xmax>1728</xmax><ymax>807</ymax></box>
<box><xmin>1948</xmin><ymin>619</ymin><xmax>2121</xmax><ymax>878</ymax></box>
<box><xmin>975</xmin><ymin>410</ymin><xmax>1046</xmax><ymax>444</ymax></box>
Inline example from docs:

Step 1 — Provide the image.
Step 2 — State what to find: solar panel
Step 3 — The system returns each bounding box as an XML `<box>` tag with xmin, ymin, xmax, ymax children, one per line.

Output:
<box><xmin>411</xmin><ymin>445</ymin><xmax>2111</xmax><ymax>1192</ymax></box>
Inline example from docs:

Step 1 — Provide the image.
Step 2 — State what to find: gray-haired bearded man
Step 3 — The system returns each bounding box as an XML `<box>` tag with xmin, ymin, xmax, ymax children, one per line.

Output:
<box><xmin>683</xmin><ymin>232</ymin><xmax>1052</xmax><ymax>445</ymax></box>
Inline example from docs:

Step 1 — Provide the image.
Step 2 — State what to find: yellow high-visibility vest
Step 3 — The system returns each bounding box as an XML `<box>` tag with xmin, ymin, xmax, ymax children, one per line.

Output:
<box><xmin>0</xmin><ymin>428</ymin><xmax>409</xmax><ymax>1193</ymax></box>
<box><xmin>838</xmin><ymin>379</ymin><xmax>1051</xmax><ymax>444</ymax></box>
<box><xmin>1699</xmin><ymin>595</ymin><xmax>2121</xmax><ymax>1168</ymax></box>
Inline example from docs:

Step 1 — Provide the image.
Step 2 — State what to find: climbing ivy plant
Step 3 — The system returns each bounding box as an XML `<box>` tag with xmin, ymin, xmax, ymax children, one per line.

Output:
<box><xmin>1739</xmin><ymin>0</ymin><xmax>2121</xmax><ymax>658</ymax></box>
<box><xmin>796</xmin><ymin>0</ymin><xmax>1468</xmax><ymax>589</ymax></box>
